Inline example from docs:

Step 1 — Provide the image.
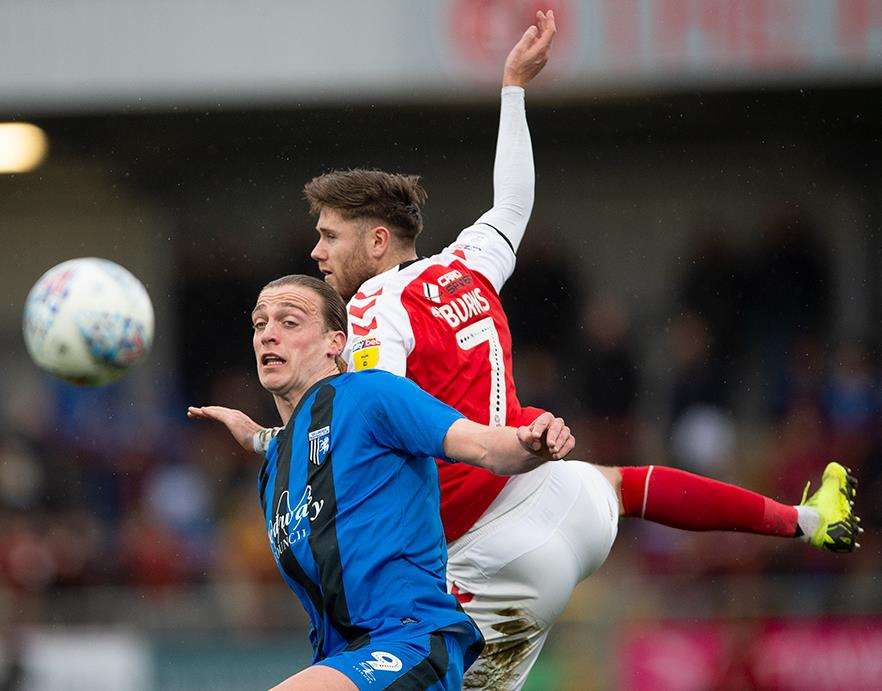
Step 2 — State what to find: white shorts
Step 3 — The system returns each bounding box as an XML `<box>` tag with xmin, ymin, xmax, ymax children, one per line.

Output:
<box><xmin>446</xmin><ymin>461</ymin><xmax>619</xmax><ymax>691</ymax></box>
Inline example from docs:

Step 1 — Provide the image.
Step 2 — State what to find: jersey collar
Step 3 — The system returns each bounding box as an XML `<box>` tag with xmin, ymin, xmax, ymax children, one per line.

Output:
<box><xmin>351</xmin><ymin>257</ymin><xmax>426</xmax><ymax>301</ymax></box>
<box><xmin>351</xmin><ymin>263</ymin><xmax>398</xmax><ymax>299</ymax></box>
<box><xmin>284</xmin><ymin>373</ymin><xmax>343</xmax><ymax>432</ymax></box>
<box><xmin>397</xmin><ymin>257</ymin><xmax>426</xmax><ymax>271</ymax></box>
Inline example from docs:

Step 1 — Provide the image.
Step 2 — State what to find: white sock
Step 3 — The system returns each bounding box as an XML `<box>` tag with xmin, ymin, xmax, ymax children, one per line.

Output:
<box><xmin>796</xmin><ymin>505</ymin><xmax>820</xmax><ymax>541</ymax></box>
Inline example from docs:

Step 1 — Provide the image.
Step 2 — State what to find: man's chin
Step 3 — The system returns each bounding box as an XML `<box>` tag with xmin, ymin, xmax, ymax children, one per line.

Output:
<box><xmin>258</xmin><ymin>370</ymin><xmax>291</xmax><ymax>395</ymax></box>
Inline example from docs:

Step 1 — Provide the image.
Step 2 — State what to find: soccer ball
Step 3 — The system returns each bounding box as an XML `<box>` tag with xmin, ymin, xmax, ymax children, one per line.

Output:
<box><xmin>23</xmin><ymin>258</ymin><xmax>155</xmax><ymax>386</ymax></box>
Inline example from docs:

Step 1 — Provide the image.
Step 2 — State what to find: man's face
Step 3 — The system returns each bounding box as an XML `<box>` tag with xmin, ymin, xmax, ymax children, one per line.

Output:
<box><xmin>311</xmin><ymin>207</ymin><xmax>378</xmax><ymax>301</ymax></box>
<box><xmin>251</xmin><ymin>285</ymin><xmax>335</xmax><ymax>395</ymax></box>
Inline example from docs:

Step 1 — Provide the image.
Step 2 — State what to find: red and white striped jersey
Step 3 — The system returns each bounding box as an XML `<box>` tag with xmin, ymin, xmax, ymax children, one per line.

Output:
<box><xmin>344</xmin><ymin>223</ymin><xmax>545</xmax><ymax>543</ymax></box>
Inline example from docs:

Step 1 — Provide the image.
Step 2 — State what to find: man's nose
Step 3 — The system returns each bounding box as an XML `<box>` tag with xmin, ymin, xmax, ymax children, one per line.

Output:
<box><xmin>311</xmin><ymin>241</ymin><xmax>326</xmax><ymax>262</ymax></box>
<box><xmin>261</xmin><ymin>322</ymin><xmax>281</xmax><ymax>343</ymax></box>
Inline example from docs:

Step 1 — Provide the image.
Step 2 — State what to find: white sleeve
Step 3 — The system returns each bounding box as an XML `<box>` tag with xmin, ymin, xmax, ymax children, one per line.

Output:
<box><xmin>344</xmin><ymin>289</ymin><xmax>413</xmax><ymax>376</ymax></box>
<box><xmin>475</xmin><ymin>86</ymin><xmax>534</xmax><ymax>252</ymax></box>
<box><xmin>450</xmin><ymin>86</ymin><xmax>534</xmax><ymax>293</ymax></box>
<box><xmin>447</xmin><ymin>225</ymin><xmax>518</xmax><ymax>295</ymax></box>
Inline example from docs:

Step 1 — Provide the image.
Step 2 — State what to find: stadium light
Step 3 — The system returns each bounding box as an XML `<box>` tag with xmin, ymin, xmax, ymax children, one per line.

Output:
<box><xmin>0</xmin><ymin>122</ymin><xmax>49</xmax><ymax>173</ymax></box>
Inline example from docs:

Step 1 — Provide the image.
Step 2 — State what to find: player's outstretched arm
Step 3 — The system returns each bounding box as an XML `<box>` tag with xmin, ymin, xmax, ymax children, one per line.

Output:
<box><xmin>468</xmin><ymin>10</ymin><xmax>555</xmax><ymax>263</ymax></box>
<box><xmin>187</xmin><ymin>405</ymin><xmax>277</xmax><ymax>453</ymax></box>
<box><xmin>443</xmin><ymin>412</ymin><xmax>573</xmax><ymax>476</ymax></box>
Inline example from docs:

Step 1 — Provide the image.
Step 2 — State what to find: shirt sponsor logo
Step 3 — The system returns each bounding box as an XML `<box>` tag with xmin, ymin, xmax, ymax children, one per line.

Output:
<box><xmin>268</xmin><ymin>485</ymin><xmax>324</xmax><ymax>558</ymax></box>
<box><xmin>437</xmin><ymin>267</ymin><xmax>473</xmax><ymax>295</ymax></box>
<box><xmin>308</xmin><ymin>425</ymin><xmax>330</xmax><ymax>465</ymax></box>
<box><xmin>351</xmin><ymin>337</ymin><xmax>380</xmax><ymax>371</ymax></box>
<box><xmin>352</xmin><ymin>337</ymin><xmax>380</xmax><ymax>352</ymax></box>
<box><xmin>438</xmin><ymin>268</ymin><xmax>462</xmax><ymax>286</ymax></box>
<box><xmin>353</xmin><ymin>346</ymin><xmax>379</xmax><ymax>371</ymax></box>
<box><xmin>430</xmin><ymin>287</ymin><xmax>491</xmax><ymax>327</ymax></box>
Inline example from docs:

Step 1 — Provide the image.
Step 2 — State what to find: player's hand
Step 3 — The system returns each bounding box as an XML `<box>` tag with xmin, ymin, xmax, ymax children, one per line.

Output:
<box><xmin>187</xmin><ymin>405</ymin><xmax>264</xmax><ymax>452</ymax></box>
<box><xmin>502</xmin><ymin>10</ymin><xmax>557</xmax><ymax>88</ymax></box>
<box><xmin>517</xmin><ymin>411</ymin><xmax>573</xmax><ymax>461</ymax></box>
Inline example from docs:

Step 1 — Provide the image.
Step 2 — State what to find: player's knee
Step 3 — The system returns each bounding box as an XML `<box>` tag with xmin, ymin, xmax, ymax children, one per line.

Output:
<box><xmin>594</xmin><ymin>465</ymin><xmax>624</xmax><ymax>515</ymax></box>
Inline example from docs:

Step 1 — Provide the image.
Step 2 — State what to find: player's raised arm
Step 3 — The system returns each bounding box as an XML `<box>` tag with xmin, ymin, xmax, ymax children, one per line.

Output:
<box><xmin>455</xmin><ymin>10</ymin><xmax>555</xmax><ymax>292</ymax></box>
<box><xmin>479</xmin><ymin>11</ymin><xmax>556</xmax><ymax>243</ymax></box>
<box><xmin>187</xmin><ymin>405</ymin><xmax>278</xmax><ymax>453</ymax></box>
<box><xmin>443</xmin><ymin>412</ymin><xmax>573</xmax><ymax>476</ymax></box>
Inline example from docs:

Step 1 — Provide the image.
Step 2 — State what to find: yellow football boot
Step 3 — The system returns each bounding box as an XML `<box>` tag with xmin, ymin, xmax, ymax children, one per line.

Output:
<box><xmin>800</xmin><ymin>462</ymin><xmax>861</xmax><ymax>553</ymax></box>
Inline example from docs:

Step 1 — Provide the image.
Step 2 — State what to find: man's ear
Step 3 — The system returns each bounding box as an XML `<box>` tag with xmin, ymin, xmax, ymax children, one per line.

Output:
<box><xmin>367</xmin><ymin>225</ymin><xmax>392</xmax><ymax>259</ymax></box>
<box><xmin>328</xmin><ymin>330</ymin><xmax>347</xmax><ymax>360</ymax></box>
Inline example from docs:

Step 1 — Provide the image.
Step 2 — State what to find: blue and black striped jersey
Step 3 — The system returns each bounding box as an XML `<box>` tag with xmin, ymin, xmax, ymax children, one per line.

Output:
<box><xmin>259</xmin><ymin>369</ymin><xmax>482</xmax><ymax>665</ymax></box>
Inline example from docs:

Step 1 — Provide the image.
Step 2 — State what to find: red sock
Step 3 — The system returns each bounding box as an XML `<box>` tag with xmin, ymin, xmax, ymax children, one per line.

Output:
<box><xmin>620</xmin><ymin>466</ymin><xmax>798</xmax><ymax>537</ymax></box>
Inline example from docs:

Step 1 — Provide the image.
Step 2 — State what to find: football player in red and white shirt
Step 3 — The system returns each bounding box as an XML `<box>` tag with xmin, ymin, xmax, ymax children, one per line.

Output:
<box><xmin>203</xmin><ymin>10</ymin><xmax>859</xmax><ymax>689</ymax></box>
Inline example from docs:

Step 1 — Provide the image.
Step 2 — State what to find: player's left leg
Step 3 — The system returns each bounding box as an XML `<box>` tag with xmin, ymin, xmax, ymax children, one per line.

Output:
<box><xmin>270</xmin><ymin>664</ymin><xmax>356</xmax><ymax>690</ymax></box>
<box><xmin>595</xmin><ymin>461</ymin><xmax>861</xmax><ymax>552</ymax></box>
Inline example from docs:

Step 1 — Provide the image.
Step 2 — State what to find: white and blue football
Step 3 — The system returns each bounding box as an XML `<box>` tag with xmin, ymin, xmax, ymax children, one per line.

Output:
<box><xmin>23</xmin><ymin>258</ymin><xmax>154</xmax><ymax>386</ymax></box>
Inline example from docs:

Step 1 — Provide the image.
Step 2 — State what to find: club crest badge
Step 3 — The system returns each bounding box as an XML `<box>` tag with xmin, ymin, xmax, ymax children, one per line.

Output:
<box><xmin>308</xmin><ymin>425</ymin><xmax>331</xmax><ymax>465</ymax></box>
<box><xmin>422</xmin><ymin>282</ymin><xmax>441</xmax><ymax>304</ymax></box>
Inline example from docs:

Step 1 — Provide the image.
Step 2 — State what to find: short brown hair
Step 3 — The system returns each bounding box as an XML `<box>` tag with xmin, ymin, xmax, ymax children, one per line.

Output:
<box><xmin>304</xmin><ymin>169</ymin><xmax>428</xmax><ymax>242</ymax></box>
<box><xmin>261</xmin><ymin>274</ymin><xmax>347</xmax><ymax>371</ymax></box>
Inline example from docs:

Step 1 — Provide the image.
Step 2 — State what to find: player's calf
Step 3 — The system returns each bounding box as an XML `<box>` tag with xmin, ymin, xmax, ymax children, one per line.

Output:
<box><xmin>615</xmin><ymin>462</ymin><xmax>861</xmax><ymax>551</ymax></box>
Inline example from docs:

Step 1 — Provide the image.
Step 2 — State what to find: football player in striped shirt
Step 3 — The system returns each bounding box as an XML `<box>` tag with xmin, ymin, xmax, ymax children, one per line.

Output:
<box><xmin>189</xmin><ymin>274</ymin><xmax>576</xmax><ymax>690</ymax></box>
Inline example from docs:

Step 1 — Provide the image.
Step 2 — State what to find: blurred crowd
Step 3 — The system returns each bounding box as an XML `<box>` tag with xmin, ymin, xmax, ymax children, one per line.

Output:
<box><xmin>1</xmin><ymin>207</ymin><xmax>879</xmax><ymax>616</ymax></box>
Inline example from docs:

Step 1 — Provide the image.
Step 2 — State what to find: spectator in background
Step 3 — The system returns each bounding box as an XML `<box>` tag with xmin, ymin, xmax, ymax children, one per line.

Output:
<box><xmin>0</xmin><ymin>438</ymin><xmax>43</xmax><ymax>512</ymax></box>
<box><xmin>44</xmin><ymin>509</ymin><xmax>105</xmax><ymax>589</ymax></box>
<box><xmin>178</xmin><ymin>261</ymin><xmax>263</xmax><ymax>402</ymax></box>
<box><xmin>822</xmin><ymin>341</ymin><xmax>878</xmax><ymax>438</ymax></box>
<box><xmin>514</xmin><ymin>346</ymin><xmax>580</xmax><ymax>418</ymax></box>
<box><xmin>502</xmin><ymin>236</ymin><xmax>582</xmax><ymax>355</ymax></box>
<box><xmin>576</xmin><ymin>295</ymin><xmax>639</xmax><ymax>466</ymax></box>
<box><xmin>668</xmin><ymin>311</ymin><xmax>736</xmax><ymax>476</ymax></box>
<box><xmin>769</xmin><ymin>335</ymin><xmax>826</xmax><ymax>421</ymax></box>
<box><xmin>670</xmin><ymin>406</ymin><xmax>737</xmax><ymax>478</ymax></box>
<box><xmin>748</xmin><ymin>209</ymin><xmax>831</xmax><ymax>337</ymax></box>
<box><xmin>678</xmin><ymin>223</ymin><xmax>747</xmax><ymax>369</ymax></box>
<box><xmin>0</xmin><ymin>515</ymin><xmax>57</xmax><ymax>593</ymax></box>
<box><xmin>669</xmin><ymin>311</ymin><xmax>730</xmax><ymax>420</ymax></box>
<box><xmin>746</xmin><ymin>209</ymin><xmax>832</xmax><ymax>413</ymax></box>
<box><xmin>821</xmin><ymin>341</ymin><xmax>878</xmax><ymax>472</ymax></box>
<box><xmin>177</xmin><ymin>224</ymin><xmax>318</xmax><ymax>402</ymax></box>
<box><xmin>117</xmin><ymin>509</ymin><xmax>189</xmax><ymax>588</ymax></box>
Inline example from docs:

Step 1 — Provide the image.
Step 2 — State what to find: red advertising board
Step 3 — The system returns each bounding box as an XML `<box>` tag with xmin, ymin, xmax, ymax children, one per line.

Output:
<box><xmin>620</xmin><ymin>618</ymin><xmax>882</xmax><ymax>690</ymax></box>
